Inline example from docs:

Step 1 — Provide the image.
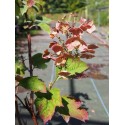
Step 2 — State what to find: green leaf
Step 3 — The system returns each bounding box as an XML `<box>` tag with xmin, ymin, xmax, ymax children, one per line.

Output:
<box><xmin>35</xmin><ymin>16</ymin><xmax>51</xmax><ymax>24</ymax></box>
<box><xmin>38</xmin><ymin>23</ymin><xmax>51</xmax><ymax>34</ymax></box>
<box><xmin>32</xmin><ymin>5</ymin><xmax>39</xmax><ymax>12</ymax></box>
<box><xmin>27</xmin><ymin>7</ymin><xmax>37</xmax><ymax>21</ymax></box>
<box><xmin>19</xmin><ymin>76</ymin><xmax>46</xmax><ymax>93</ymax></box>
<box><xmin>32</xmin><ymin>53</ymin><xmax>50</xmax><ymax>69</ymax></box>
<box><xmin>15</xmin><ymin>60</ymin><xmax>26</xmax><ymax>76</ymax></box>
<box><xmin>20</xmin><ymin>5</ymin><xmax>28</xmax><ymax>15</ymax></box>
<box><xmin>56</xmin><ymin>57</ymin><xmax>88</xmax><ymax>78</ymax></box>
<box><xmin>35</xmin><ymin>0</ymin><xmax>45</xmax><ymax>5</ymax></box>
<box><xmin>42</xmin><ymin>16</ymin><xmax>52</xmax><ymax>24</ymax></box>
<box><xmin>65</xmin><ymin>57</ymin><xmax>88</xmax><ymax>75</ymax></box>
<box><xmin>15</xmin><ymin>2</ymin><xmax>20</xmax><ymax>16</ymax></box>
<box><xmin>57</xmin><ymin>96</ymin><xmax>88</xmax><ymax>123</ymax></box>
<box><xmin>35</xmin><ymin>88</ymin><xmax>63</xmax><ymax>124</ymax></box>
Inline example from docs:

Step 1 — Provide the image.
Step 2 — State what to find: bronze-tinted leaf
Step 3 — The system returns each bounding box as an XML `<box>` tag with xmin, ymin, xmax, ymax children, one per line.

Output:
<box><xmin>42</xmin><ymin>49</ymin><xmax>51</xmax><ymax>59</ymax></box>
<box><xmin>51</xmin><ymin>44</ymin><xmax>63</xmax><ymax>55</ymax></box>
<box><xmin>69</xmin><ymin>72</ymin><xmax>88</xmax><ymax>79</ymax></box>
<box><xmin>55</xmin><ymin>55</ymin><xmax>66</xmax><ymax>66</ymax></box>
<box><xmin>58</xmin><ymin>71</ymin><xmax>70</xmax><ymax>79</ymax></box>
<box><xmin>49</xmin><ymin>41</ymin><xmax>57</xmax><ymax>48</ymax></box>
<box><xmin>87</xmin><ymin>49</ymin><xmax>95</xmax><ymax>53</ymax></box>
<box><xmin>65</xmin><ymin>37</ymin><xmax>87</xmax><ymax>52</ymax></box>
<box><xmin>69</xmin><ymin>27</ymin><xmax>83</xmax><ymax>36</ymax></box>
<box><xmin>35</xmin><ymin>88</ymin><xmax>63</xmax><ymax>124</ymax></box>
<box><xmin>88</xmin><ymin>44</ymin><xmax>98</xmax><ymax>49</ymax></box>
<box><xmin>81</xmin><ymin>53</ymin><xmax>95</xmax><ymax>59</ymax></box>
<box><xmin>57</xmin><ymin>96</ymin><xmax>88</xmax><ymax>123</ymax></box>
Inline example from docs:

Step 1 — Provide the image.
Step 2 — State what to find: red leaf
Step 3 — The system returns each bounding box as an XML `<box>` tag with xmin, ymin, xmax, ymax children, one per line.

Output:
<box><xmin>70</xmin><ymin>72</ymin><xmax>88</xmax><ymax>79</ymax></box>
<box><xmin>27</xmin><ymin>0</ymin><xmax>35</xmax><ymax>7</ymax></box>
<box><xmin>51</xmin><ymin>44</ymin><xmax>63</xmax><ymax>55</ymax></box>
<box><xmin>79</xmin><ymin>17</ymin><xmax>87</xmax><ymax>24</ymax></box>
<box><xmin>80</xmin><ymin>20</ymin><xmax>96</xmax><ymax>33</ymax></box>
<box><xmin>58</xmin><ymin>71</ymin><xmax>70</xmax><ymax>79</ymax></box>
<box><xmin>65</xmin><ymin>37</ymin><xmax>87</xmax><ymax>52</ymax></box>
<box><xmin>87</xmin><ymin>49</ymin><xmax>95</xmax><ymax>53</ymax></box>
<box><xmin>81</xmin><ymin>53</ymin><xmax>95</xmax><ymax>59</ymax></box>
<box><xmin>69</xmin><ymin>27</ymin><xmax>83</xmax><ymax>36</ymax></box>
<box><xmin>66</xmin><ymin>37</ymin><xmax>87</xmax><ymax>46</ymax></box>
<box><xmin>80</xmin><ymin>23</ymin><xmax>91</xmax><ymax>31</ymax></box>
<box><xmin>42</xmin><ymin>49</ymin><xmax>51</xmax><ymax>59</ymax></box>
<box><xmin>50</xmin><ymin>34</ymin><xmax>55</xmax><ymax>39</ymax></box>
<box><xmin>56</xmin><ymin>21</ymin><xmax>70</xmax><ymax>33</ymax></box>
<box><xmin>87</xmin><ymin>25</ymin><xmax>96</xmax><ymax>33</ymax></box>
<box><xmin>55</xmin><ymin>55</ymin><xmax>66</xmax><ymax>66</ymax></box>
<box><xmin>49</xmin><ymin>41</ymin><xmax>57</xmax><ymax>48</ymax></box>
<box><xmin>50</xmin><ymin>27</ymin><xmax>59</xmax><ymax>38</ymax></box>
<box><xmin>88</xmin><ymin>44</ymin><xmax>98</xmax><ymax>49</ymax></box>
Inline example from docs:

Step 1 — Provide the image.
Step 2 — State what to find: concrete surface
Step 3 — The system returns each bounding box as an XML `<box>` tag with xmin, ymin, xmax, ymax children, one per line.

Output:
<box><xmin>15</xmin><ymin>30</ymin><xmax>109</xmax><ymax>125</ymax></box>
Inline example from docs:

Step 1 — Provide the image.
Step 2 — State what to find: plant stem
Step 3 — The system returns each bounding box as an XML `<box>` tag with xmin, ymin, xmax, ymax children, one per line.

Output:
<box><xmin>15</xmin><ymin>97</ymin><xmax>22</xmax><ymax>125</ymax></box>
<box><xmin>27</xmin><ymin>33</ymin><xmax>34</xmax><ymax>104</ymax></box>
<box><xmin>27</xmin><ymin>33</ymin><xmax>38</xmax><ymax>125</ymax></box>
<box><xmin>49</xmin><ymin>76</ymin><xmax>60</xmax><ymax>89</ymax></box>
<box><xmin>27</xmin><ymin>33</ymin><xmax>33</xmax><ymax>76</ymax></box>
<box><xmin>15</xmin><ymin>95</ymin><xmax>26</xmax><ymax>108</ymax></box>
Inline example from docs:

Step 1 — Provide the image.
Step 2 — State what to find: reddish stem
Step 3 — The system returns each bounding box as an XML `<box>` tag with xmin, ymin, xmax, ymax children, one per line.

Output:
<box><xmin>27</xmin><ymin>33</ymin><xmax>34</xmax><ymax>104</ymax></box>
<box><xmin>27</xmin><ymin>33</ymin><xmax>38</xmax><ymax>125</ymax></box>
<box><xmin>27</xmin><ymin>33</ymin><xmax>33</xmax><ymax>76</ymax></box>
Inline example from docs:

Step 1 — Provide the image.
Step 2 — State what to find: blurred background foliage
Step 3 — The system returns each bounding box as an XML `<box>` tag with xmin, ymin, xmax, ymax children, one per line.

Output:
<box><xmin>42</xmin><ymin>0</ymin><xmax>109</xmax><ymax>26</ymax></box>
<box><xmin>15</xmin><ymin>0</ymin><xmax>109</xmax><ymax>37</ymax></box>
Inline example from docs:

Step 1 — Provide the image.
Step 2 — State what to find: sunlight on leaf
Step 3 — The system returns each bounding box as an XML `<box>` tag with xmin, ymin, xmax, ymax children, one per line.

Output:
<box><xmin>35</xmin><ymin>88</ymin><xmax>63</xmax><ymax>124</ymax></box>
<box><xmin>20</xmin><ymin>5</ymin><xmax>28</xmax><ymax>15</ymax></box>
<box><xmin>19</xmin><ymin>76</ymin><xmax>46</xmax><ymax>93</ymax></box>
<box><xmin>65</xmin><ymin>57</ymin><xmax>88</xmax><ymax>75</ymax></box>
<box><xmin>38</xmin><ymin>23</ymin><xmax>51</xmax><ymax>34</ymax></box>
<box><xmin>57</xmin><ymin>96</ymin><xmax>88</xmax><ymax>123</ymax></box>
<box><xmin>15</xmin><ymin>60</ymin><xmax>26</xmax><ymax>76</ymax></box>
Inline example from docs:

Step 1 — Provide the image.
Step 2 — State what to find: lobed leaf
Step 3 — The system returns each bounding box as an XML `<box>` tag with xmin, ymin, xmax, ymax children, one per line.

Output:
<box><xmin>65</xmin><ymin>57</ymin><xmax>88</xmax><ymax>75</ymax></box>
<box><xmin>35</xmin><ymin>88</ymin><xmax>63</xmax><ymax>125</ymax></box>
<box><xmin>57</xmin><ymin>96</ymin><xmax>88</xmax><ymax>123</ymax></box>
<box><xmin>19</xmin><ymin>76</ymin><xmax>46</xmax><ymax>93</ymax></box>
<box><xmin>56</xmin><ymin>57</ymin><xmax>88</xmax><ymax>78</ymax></box>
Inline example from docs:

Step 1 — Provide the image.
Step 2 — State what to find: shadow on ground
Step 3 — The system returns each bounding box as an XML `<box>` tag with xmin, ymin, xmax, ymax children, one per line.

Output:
<box><xmin>16</xmin><ymin>113</ymin><xmax>109</xmax><ymax>125</ymax></box>
<box><xmin>87</xmin><ymin>63</ymin><xmax>108</xmax><ymax>80</ymax></box>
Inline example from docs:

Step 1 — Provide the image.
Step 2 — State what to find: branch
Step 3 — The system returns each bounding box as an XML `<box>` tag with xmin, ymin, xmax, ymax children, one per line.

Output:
<box><xmin>15</xmin><ymin>97</ymin><xmax>23</xmax><ymax>125</ymax></box>
<box><xmin>20</xmin><ymin>54</ymin><xmax>30</xmax><ymax>72</ymax></box>
<box><xmin>15</xmin><ymin>94</ymin><xmax>26</xmax><ymax>109</ymax></box>
<box><xmin>49</xmin><ymin>76</ymin><xmax>60</xmax><ymax>89</ymax></box>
